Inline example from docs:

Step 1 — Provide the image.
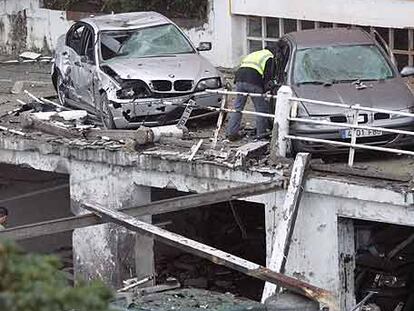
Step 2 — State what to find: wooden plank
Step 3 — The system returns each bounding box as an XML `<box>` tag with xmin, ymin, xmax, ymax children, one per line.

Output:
<box><xmin>311</xmin><ymin>163</ymin><xmax>412</xmax><ymax>182</ymax></box>
<box><xmin>84</xmin><ymin>202</ymin><xmax>337</xmax><ymax>310</ymax></box>
<box><xmin>338</xmin><ymin>218</ymin><xmax>356</xmax><ymax>311</ymax></box>
<box><xmin>21</xmin><ymin>114</ymin><xmax>82</xmax><ymax>139</ymax></box>
<box><xmin>262</xmin><ymin>153</ymin><xmax>311</xmax><ymax>302</ymax></box>
<box><xmin>0</xmin><ymin>181</ymin><xmax>284</xmax><ymax>241</ymax></box>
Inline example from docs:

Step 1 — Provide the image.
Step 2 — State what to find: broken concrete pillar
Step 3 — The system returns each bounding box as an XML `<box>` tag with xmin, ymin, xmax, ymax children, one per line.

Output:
<box><xmin>70</xmin><ymin>162</ymin><xmax>153</xmax><ymax>288</ymax></box>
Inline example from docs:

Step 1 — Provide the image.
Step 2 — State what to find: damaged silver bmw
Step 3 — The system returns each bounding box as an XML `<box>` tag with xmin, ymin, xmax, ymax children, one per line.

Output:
<box><xmin>52</xmin><ymin>12</ymin><xmax>224</xmax><ymax>128</ymax></box>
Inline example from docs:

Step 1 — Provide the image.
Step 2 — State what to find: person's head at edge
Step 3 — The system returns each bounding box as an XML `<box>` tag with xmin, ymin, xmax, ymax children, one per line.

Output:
<box><xmin>0</xmin><ymin>207</ymin><xmax>8</xmax><ymax>226</ymax></box>
<box><xmin>265</xmin><ymin>44</ymin><xmax>282</xmax><ymax>59</ymax></box>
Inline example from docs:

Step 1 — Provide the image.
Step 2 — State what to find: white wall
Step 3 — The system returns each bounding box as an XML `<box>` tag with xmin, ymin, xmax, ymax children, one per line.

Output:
<box><xmin>26</xmin><ymin>8</ymin><xmax>72</xmax><ymax>53</ymax></box>
<box><xmin>183</xmin><ymin>0</ymin><xmax>245</xmax><ymax>68</ymax></box>
<box><xmin>0</xmin><ymin>0</ymin><xmax>242</xmax><ymax>68</ymax></box>
<box><xmin>0</xmin><ymin>0</ymin><xmax>71</xmax><ymax>54</ymax></box>
<box><xmin>231</xmin><ymin>0</ymin><xmax>414</xmax><ymax>29</ymax></box>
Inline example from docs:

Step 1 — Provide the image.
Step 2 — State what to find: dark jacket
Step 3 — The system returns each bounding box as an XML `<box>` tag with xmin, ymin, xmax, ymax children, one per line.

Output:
<box><xmin>234</xmin><ymin>58</ymin><xmax>275</xmax><ymax>90</ymax></box>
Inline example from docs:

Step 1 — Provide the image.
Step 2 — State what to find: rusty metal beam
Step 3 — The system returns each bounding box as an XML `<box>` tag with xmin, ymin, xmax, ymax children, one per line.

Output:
<box><xmin>84</xmin><ymin>202</ymin><xmax>338</xmax><ymax>310</ymax></box>
<box><xmin>0</xmin><ymin>181</ymin><xmax>283</xmax><ymax>241</ymax></box>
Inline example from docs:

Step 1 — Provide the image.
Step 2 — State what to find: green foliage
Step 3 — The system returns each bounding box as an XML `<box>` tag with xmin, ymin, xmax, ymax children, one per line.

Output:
<box><xmin>0</xmin><ymin>242</ymin><xmax>113</xmax><ymax>311</ymax></box>
<box><xmin>43</xmin><ymin>0</ymin><xmax>208</xmax><ymax>20</ymax></box>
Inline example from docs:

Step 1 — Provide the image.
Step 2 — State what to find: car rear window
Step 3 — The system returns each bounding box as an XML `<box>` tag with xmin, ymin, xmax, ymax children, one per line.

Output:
<box><xmin>294</xmin><ymin>45</ymin><xmax>394</xmax><ymax>84</ymax></box>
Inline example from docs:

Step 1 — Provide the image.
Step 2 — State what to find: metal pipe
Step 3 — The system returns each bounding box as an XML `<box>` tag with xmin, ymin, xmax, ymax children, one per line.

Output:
<box><xmin>40</xmin><ymin>97</ymin><xmax>70</xmax><ymax>111</ymax></box>
<box><xmin>206</xmin><ymin>106</ymin><xmax>276</xmax><ymax>119</ymax></box>
<box><xmin>348</xmin><ymin>105</ymin><xmax>360</xmax><ymax>167</ymax></box>
<box><xmin>286</xmin><ymin>135</ymin><xmax>414</xmax><ymax>156</ymax></box>
<box><xmin>289</xmin><ymin>118</ymin><xmax>414</xmax><ymax>137</ymax></box>
<box><xmin>0</xmin><ymin>125</ymin><xmax>26</xmax><ymax>136</ymax></box>
<box><xmin>206</xmin><ymin>89</ymin><xmax>278</xmax><ymax>100</ymax></box>
<box><xmin>291</xmin><ymin>96</ymin><xmax>414</xmax><ymax>118</ymax></box>
<box><xmin>206</xmin><ymin>89</ymin><xmax>414</xmax><ymax>119</ymax></box>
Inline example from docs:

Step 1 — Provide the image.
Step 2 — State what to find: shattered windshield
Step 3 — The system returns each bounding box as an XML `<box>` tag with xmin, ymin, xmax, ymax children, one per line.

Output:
<box><xmin>293</xmin><ymin>45</ymin><xmax>394</xmax><ymax>84</ymax></box>
<box><xmin>100</xmin><ymin>24</ymin><xmax>195</xmax><ymax>60</ymax></box>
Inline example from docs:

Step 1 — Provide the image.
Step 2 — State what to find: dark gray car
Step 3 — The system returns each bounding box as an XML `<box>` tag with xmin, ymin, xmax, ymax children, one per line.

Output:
<box><xmin>276</xmin><ymin>28</ymin><xmax>414</xmax><ymax>153</ymax></box>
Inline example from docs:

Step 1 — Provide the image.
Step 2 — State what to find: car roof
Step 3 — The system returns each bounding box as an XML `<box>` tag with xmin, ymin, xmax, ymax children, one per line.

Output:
<box><xmin>284</xmin><ymin>28</ymin><xmax>375</xmax><ymax>49</ymax></box>
<box><xmin>82</xmin><ymin>12</ymin><xmax>171</xmax><ymax>32</ymax></box>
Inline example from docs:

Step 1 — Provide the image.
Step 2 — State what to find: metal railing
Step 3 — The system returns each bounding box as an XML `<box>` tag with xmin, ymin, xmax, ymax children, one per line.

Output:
<box><xmin>206</xmin><ymin>87</ymin><xmax>414</xmax><ymax>166</ymax></box>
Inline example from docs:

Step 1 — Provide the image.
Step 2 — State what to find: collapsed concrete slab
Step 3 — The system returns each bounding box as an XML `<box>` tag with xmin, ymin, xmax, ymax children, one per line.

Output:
<box><xmin>0</xmin><ymin>128</ymin><xmax>414</xmax><ymax>309</ymax></box>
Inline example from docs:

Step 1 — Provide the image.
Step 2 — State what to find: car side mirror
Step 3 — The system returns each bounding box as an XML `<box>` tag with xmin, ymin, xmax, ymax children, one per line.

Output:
<box><xmin>401</xmin><ymin>66</ymin><xmax>414</xmax><ymax>77</ymax></box>
<box><xmin>197</xmin><ymin>42</ymin><xmax>212</xmax><ymax>52</ymax></box>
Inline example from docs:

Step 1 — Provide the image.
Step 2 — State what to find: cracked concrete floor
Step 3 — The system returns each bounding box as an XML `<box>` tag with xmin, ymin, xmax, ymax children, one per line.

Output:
<box><xmin>0</xmin><ymin>62</ymin><xmax>55</xmax><ymax>116</ymax></box>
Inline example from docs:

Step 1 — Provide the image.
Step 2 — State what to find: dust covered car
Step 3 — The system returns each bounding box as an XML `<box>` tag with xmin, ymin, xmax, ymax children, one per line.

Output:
<box><xmin>275</xmin><ymin>28</ymin><xmax>414</xmax><ymax>153</ymax></box>
<box><xmin>52</xmin><ymin>12</ymin><xmax>223</xmax><ymax>128</ymax></box>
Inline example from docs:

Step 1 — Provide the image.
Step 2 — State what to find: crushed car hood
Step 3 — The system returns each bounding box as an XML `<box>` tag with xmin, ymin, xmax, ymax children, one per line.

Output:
<box><xmin>292</xmin><ymin>78</ymin><xmax>414</xmax><ymax>116</ymax></box>
<box><xmin>103</xmin><ymin>54</ymin><xmax>218</xmax><ymax>81</ymax></box>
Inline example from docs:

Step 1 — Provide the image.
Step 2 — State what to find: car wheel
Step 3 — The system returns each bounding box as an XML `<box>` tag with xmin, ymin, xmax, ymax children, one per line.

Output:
<box><xmin>56</xmin><ymin>74</ymin><xmax>68</xmax><ymax>107</ymax></box>
<box><xmin>99</xmin><ymin>92</ymin><xmax>116</xmax><ymax>129</ymax></box>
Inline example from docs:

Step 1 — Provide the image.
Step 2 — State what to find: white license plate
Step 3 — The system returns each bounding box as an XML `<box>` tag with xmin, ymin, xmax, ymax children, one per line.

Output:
<box><xmin>340</xmin><ymin>129</ymin><xmax>383</xmax><ymax>139</ymax></box>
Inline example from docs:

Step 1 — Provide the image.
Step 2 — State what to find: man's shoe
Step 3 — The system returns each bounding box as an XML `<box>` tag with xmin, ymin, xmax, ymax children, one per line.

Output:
<box><xmin>227</xmin><ymin>133</ymin><xmax>242</xmax><ymax>141</ymax></box>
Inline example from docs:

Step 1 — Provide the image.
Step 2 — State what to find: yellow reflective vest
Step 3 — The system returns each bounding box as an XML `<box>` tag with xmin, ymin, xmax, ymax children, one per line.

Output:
<box><xmin>240</xmin><ymin>49</ymin><xmax>273</xmax><ymax>76</ymax></box>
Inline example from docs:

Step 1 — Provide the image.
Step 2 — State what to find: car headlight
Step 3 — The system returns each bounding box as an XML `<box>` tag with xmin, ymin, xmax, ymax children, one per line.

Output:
<box><xmin>390</xmin><ymin>108</ymin><xmax>414</xmax><ymax>119</ymax></box>
<box><xmin>196</xmin><ymin>77</ymin><xmax>222</xmax><ymax>91</ymax></box>
<box><xmin>116</xmin><ymin>80</ymin><xmax>151</xmax><ymax>99</ymax></box>
<box><xmin>309</xmin><ymin>116</ymin><xmax>331</xmax><ymax>121</ymax></box>
<box><xmin>117</xmin><ymin>87</ymin><xmax>136</xmax><ymax>99</ymax></box>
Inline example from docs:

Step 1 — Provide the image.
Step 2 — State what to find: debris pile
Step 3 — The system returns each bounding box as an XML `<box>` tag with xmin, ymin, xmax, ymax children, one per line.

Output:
<box><xmin>355</xmin><ymin>222</ymin><xmax>414</xmax><ymax>310</ymax></box>
<box><xmin>153</xmin><ymin>202</ymin><xmax>266</xmax><ymax>300</ymax></box>
<box><xmin>115</xmin><ymin>288</ymin><xmax>266</xmax><ymax>311</ymax></box>
<box><xmin>0</xmin><ymin>88</ymin><xmax>286</xmax><ymax>171</ymax></box>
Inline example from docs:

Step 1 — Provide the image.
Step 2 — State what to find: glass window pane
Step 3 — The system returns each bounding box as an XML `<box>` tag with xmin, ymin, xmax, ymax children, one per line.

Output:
<box><xmin>293</xmin><ymin>45</ymin><xmax>394</xmax><ymax>84</ymax></box>
<box><xmin>395</xmin><ymin>29</ymin><xmax>409</xmax><ymax>50</ymax></box>
<box><xmin>266</xmin><ymin>18</ymin><xmax>280</xmax><ymax>38</ymax></box>
<box><xmin>248</xmin><ymin>17</ymin><xmax>262</xmax><ymax>37</ymax></box>
<box><xmin>336</xmin><ymin>24</ymin><xmax>349</xmax><ymax>28</ymax></box>
<box><xmin>374</xmin><ymin>27</ymin><xmax>389</xmax><ymax>45</ymax></box>
<box><xmin>395</xmin><ymin>54</ymin><xmax>408</xmax><ymax>71</ymax></box>
<box><xmin>319</xmin><ymin>22</ymin><xmax>333</xmax><ymax>28</ymax></box>
<box><xmin>283</xmin><ymin>19</ymin><xmax>297</xmax><ymax>34</ymax></box>
<box><xmin>357</xmin><ymin>25</ymin><xmax>371</xmax><ymax>34</ymax></box>
<box><xmin>265</xmin><ymin>41</ymin><xmax>280</xmax><ymax>50</ymax></box>
<box><xmin>248</xmin><ymin>40</ymin><xmax>263</xmax><ymax>53</ymax></box>
<box><xmin>301</xmin><ymin>20</ymin><xmax>315</xmax><ymax>30</ymax></box>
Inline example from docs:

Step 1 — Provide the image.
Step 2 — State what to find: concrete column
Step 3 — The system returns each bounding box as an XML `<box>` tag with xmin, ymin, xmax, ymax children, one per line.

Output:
<box><xmin>284</xmin><ymin>192</ymin><xmax>341</xmax><ymax>297</ymax></box>
<box><xmin>70</xmin><ymin>162</ymin><xmax>153</xmax><ymax>288</ymax></box>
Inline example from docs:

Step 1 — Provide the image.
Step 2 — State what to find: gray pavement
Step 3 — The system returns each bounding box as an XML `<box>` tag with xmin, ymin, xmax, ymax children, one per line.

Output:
<box><xmin>0</xmin><ymin>62</ymin><xmax>56</xmax><ymax>116</ymax></box>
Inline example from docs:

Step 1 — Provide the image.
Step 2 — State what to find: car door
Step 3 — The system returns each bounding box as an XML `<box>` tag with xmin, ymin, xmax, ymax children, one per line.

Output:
<box><xmin>276</xmin><ymin>39</ymin><xmax>292</xmax><ymax>86</ymax></box>
<box><xmin>73</xmin><ymin>26</ymin><xmax>97</xmax><ymax>108</ymax></box>
<box><xmin>62</xmin><ymin>23</ymin><xmax>86</xmax><ymax>100</ymax></box>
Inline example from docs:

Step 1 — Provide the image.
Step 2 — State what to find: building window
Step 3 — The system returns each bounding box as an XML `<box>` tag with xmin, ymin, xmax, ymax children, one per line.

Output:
<box><xmin>246</xmin><ymin>16</ymin><xmax>414</xmax><ymax>71</ymax></box>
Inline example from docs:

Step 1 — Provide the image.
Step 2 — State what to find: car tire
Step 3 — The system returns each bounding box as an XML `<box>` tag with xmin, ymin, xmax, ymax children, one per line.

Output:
<box><xmin>99</xmin><ymin>92</ymin><xmax>116</xmax><ymax>129</ymax></box>
<box><xmin>56</xmin><ymin>73</ymin><xmax>68</xmax><ymax>107</ymax></box>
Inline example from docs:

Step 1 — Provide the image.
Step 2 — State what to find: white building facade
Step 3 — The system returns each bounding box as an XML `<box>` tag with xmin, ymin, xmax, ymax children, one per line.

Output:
<box><xmin>230</xmin><ymin>0</ymin><xmax>414</xmax><ymax>70</ymax></box>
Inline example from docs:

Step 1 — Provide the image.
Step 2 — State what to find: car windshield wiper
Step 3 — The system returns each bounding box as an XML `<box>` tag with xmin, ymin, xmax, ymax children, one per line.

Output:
<box><xmin>139</xmin><ymin>54</ymin><xmax>177</xmax><ymax>58</ymax></box>
<box><xmin>332</xmin><ymin>78</ymin><xmax>387</xmax><ymax>84</ymax></box>
<box><xmin>113</xmin><ymin>53</ymin><xmax>177</xmax><ymax>59</ymax></box>
<box><xmin>297</xmin><ymin>80</ymin><xmax>332</xmax><ymax>86</ymax></box>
